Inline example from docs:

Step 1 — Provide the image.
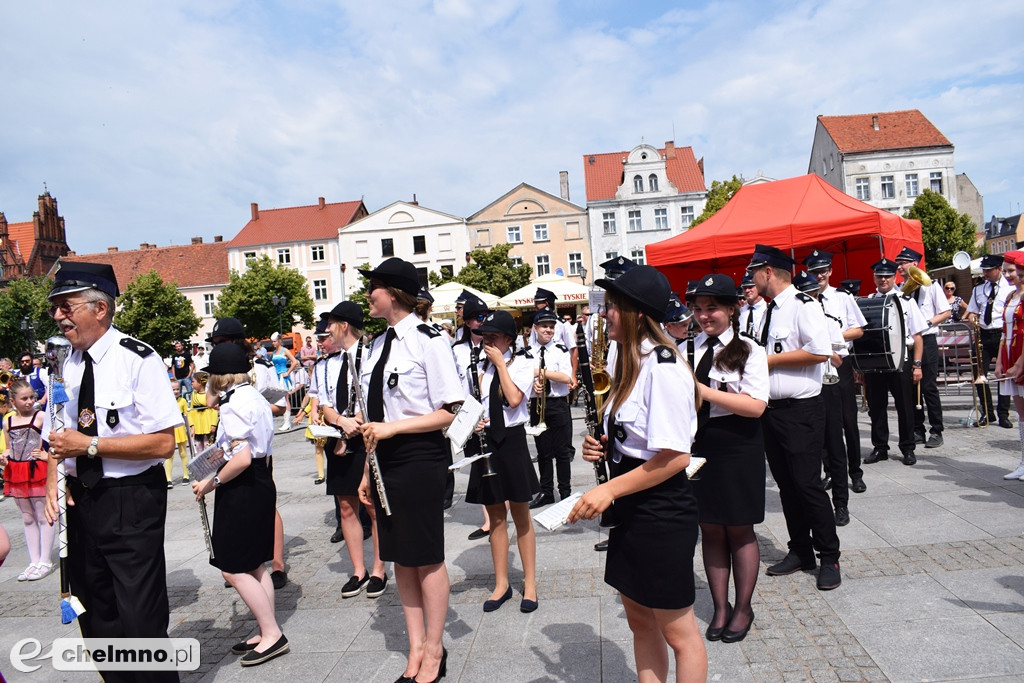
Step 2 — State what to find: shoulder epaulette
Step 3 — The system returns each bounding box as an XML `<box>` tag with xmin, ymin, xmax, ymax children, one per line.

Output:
<box><xmin>555</xmin><ymin>343</ymin><xmax>568</xmax><ymax>352</ymax></box>
<box><xmin>417</xmin><ymin>323</ymin><xmax>441</xmax><ymax>339</ymax></box>
<box><xmin>255</xmin><ymin>358</ymin><xmax>274</xmax><ymax>367</ymax></box>
<box><xmin>120</xmin><ymin>337</ymin><xmax>154</xmax><ymax>357</ymax></box>
<box><xmin>654</xmin><ymin>345</ymin><xmax>677</xmax><ymax>363</ymax></box>
<box><xmin>796</xmin><ymin>292</ymin><xmax>814</xmax><ymax>303</ymax></box>
<box><xmin>516</xmin><ymin>348</ymin><xmax>534</xmax><ymax>359</ymax></box>
<box><xmin>738</xmin><ymin>331</ymin><xmax>763</xmax><ymax>346</ymax></box>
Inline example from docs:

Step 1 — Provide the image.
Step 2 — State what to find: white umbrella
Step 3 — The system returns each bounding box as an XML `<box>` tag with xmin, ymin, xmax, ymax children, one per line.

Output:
<box><xmin>498</xmin><ymin>274</ymin><xmax>591</xmax><ymax>308</ymax></box>
<box><xmin>428</xmin><ymin>281</ymin><xmax>500</xmax><ymax>314</ymax></box>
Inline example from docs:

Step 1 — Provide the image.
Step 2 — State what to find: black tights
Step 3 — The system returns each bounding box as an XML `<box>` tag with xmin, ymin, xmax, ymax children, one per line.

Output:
<box><xmin>701</xmin><ymin>523</ymin><xmax>758</xmax><ymax>631</ymax></box>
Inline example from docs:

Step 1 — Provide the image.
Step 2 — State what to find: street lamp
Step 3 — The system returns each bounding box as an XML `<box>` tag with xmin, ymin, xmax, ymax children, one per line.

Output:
<box><xmin>578</xmin><ymin>266</ymin><xmax>588</xmax><ymax>285</ymax></box>
<box><xmin>271</xmin><ymin>295</ymin><xmax>288</xmax><ymax>334</ymax></box>
<box><xmin>20</xmin><ymin>315</ymin><xmax>38</xmax><ymax>354</ymax></box>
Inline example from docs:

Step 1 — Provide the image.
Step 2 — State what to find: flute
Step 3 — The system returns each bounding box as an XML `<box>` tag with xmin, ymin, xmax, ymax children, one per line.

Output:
<box><xmin>182</xmin><ymin>412</ymin><xmax>215</xmax><ymax>560</ymax></box>
<box><xmin>349</xmin><ymin>348</ymin><xmax>391</xmax><ymax>516</ymax></box>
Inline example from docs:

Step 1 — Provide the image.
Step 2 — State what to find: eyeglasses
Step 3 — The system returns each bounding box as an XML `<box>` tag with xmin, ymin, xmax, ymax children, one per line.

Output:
<box><xmin>47</xmin><ymin>300</ymin><xmax>92</xmax><ymax>318</ymax></box>
<box><xmin>944</xmin><ymin>286</ymin><xmax>955</xmax><ymax>291</ymax></box>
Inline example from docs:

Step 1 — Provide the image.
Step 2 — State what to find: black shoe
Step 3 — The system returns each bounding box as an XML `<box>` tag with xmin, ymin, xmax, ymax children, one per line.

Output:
<box><xmin>977</xmin><ymin>415</ymin><xmax>989</xmax><ymax>427</ymax></box>
<box><xmin>766</xmin><ymin>552</ymin><xmax>816</xmax><ymax>576</ymax></box>
<box><xmin>240</xmin><ymin>634</ymin><xmax>289</xmax><ymax>666</ymax></box>
<box><xmin>271</xmin><ymin>570</ymin><xmax>287</xmax><ymax>590</ymax></box>
<box><xmin>230</xmin><ymin>638</ymin><xmax>259</xmax><ymax>655</ymax></box>
<box><xmin>413</xmin><ymin>648</ymin><xmax>447</xmax><ymax>683</ymax></box>
<box><xmin>528</xmin><ymin>493</ymin><xmax>555</xmax><ymax>510</ymax></box>
<box><xmin>817</xmin><ymin>562</ymin><xmax>841</xmax><ymax>590</ymax></box>
<box><xmin>314</xmin><ymin>477</ymin><xmax>325</xmax><ymax>485</ymax></box>
<box><xmin>864</xmin><ymin>448</ymin><xmax>888</xmax><ymax>464</ymax></box>
<box><xmin>483</xmin><ymin>586</ymin><xmax>513</xmax><ymax>612</ymax></box>
<box><xmin>705</xmin><ymin>602</ymin><xmax>732</xmax><ymax>641</ymax></box>
<box><xmin>851</xmin><ymin>477</ymin><xmax>867</xmax><ymax>494</ymax></box>
<box><xmin>821</xmin><ymin>475</ymin><xmax>832</xmax><ymax>491</ymax></box>
<box><xmin>925</xmin><ymin>433</ymin><xmax>943</xmax><ymax>448</ymax></box>
<box><xmin>468</xmin><ymin>527</ymin><xmax>489</xmax><ymax>540</ymax></box>
<box><xmin>341</xmin><ymin>573</ymin><xmax>370</xmax><ymax>598</ymax></box>
<box><xmin>902</xmin><ymin>450</ymin><xmax>917</xmax><ymax>466</ymax></box>
<box><xmin>834</xmin><ymin>507</ymin><xmax>850</xmax><ymax>526</ymax></box>
<box><xmin>914</xmin><ymin>433</ymin><xmax>926</xmax><ymax>445</ymax></box>
<box><xmin>330</xmin><ymin>527</ymin><xmax>344</xmax><ymax>543</ymax></box>
<box><xmin>520</xmin><ymin>597</ymin><xmax>538</xmax><ymax>613</ymax></box>
<box><xmin>594</xmin><ymin>540</ymin><xmax>609</xmax><ymax>552</ymax></box>
<box><xmin>366</xmin><ymin>575</ymin><xmax>388</xmax><ymax>598</ymax></box>
<box><xmin>1000</xmin><ymin>417</ymin><xmax>1013</xmax><ymax>429</ymax></box>
<box><xmin>721</xmin><ymin>609</ymin><xmax>754</xmax><ymax>643</ymax></box>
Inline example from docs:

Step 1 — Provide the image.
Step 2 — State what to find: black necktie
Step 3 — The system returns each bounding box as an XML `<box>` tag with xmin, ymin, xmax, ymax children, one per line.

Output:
<box><xmin>367</xmin><ymin>328</ymin><xmax>396</xmax><ymax>422</ymax></box>
<box><xmin>745</xmin><ymin>307</ymin><xmax>754</xmax><ymax>335</ymax></box>
<box><xmin>760</xmin><ymin>301</ymin><xmax>777</xmax><ymax>347</ymax></box>
<box><xmin>488</xmin><ymin>366</ymin><xmax>506</xmax><ymax>444</ymax></box>
<box><xmin>336</xmin><ymin>352</ymin><xmax>349</xmax><ymax>414</ymax></box>
<box><xmin>539</xmin><ymin>346</ymin><xmax>548</xmax><ymax>396</ymax></box>
<box><xmin>76</xmin><ymin>351</ymin><xmax>103</xmax><ymax>487</ymax></box>
<box><xmin>695</xmin><ymin>337</ymin><xmax>718</xmax><ymax>432</ymax></box>
<box><xmin>984</xmin><ymin>283</ymin><xmax>996</xmax><ymax>325</ymax></box>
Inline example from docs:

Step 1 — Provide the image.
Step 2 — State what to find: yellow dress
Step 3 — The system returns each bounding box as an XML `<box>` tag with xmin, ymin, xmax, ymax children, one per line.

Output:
<box><xmin>189</xmin><ymin>391</ymin><xmax>218</xmax><ymax>435</ymax></box>
<box><xmin>174</xmin><ymin>397</ymin><xmax>189</xmax><ymax>444</ymax></box>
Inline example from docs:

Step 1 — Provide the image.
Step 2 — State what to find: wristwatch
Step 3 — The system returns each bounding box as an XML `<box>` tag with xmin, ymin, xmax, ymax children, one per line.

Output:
<box><xmin>213</xmin><ymin>475</ymin><xmax>222</xmax><ymax>488</ymax></box>
<box><xmin>913</xmin><ymin>360</ymin><xmax>922</xmax><ymax>368</ymax></box>
<box><xmin>87</xmin><ymin>437</ymin><xmax>99</xmax><ymax>458</ymax></box>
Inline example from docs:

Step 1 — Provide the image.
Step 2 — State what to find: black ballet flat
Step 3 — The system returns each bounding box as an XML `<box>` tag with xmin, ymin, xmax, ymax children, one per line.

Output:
<box><xmin>721</xmin><ymin>610</ymin><xmax>754</xmax><ymax>643</ymax></box>
<box><xmin>705</xmin><ymin>602</ymin><xmax>731</xmax><ymax>641</ymax></box>
<box><xmin>483</xmin><ymin>586</ymin><xmax>513</xmax><ymax>612</ymax></box>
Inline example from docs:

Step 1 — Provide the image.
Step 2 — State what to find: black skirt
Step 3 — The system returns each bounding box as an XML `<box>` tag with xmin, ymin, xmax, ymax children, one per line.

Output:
<box><xmin>465</xmin><ymin>424</ymin><xmax>540</xmax><ymax>506</ymax></box>
<box><xmin>691</xmin><ymin>414</ymin><xmax>766</xmax><ymax>526</ymax></box>
<box><xmin>211</xmin><ymin>458</ymin><xmax>276</xmax><ymax>574</ymax></box>
<box><xmin>605</xmin><ymin>455</ymin><xmax>698</xmax><ymax>610</ymax></box>
<box><xmin>372</xmin><ymin>430</ymin><xmax>448</xmax><ymax>567</ymax></box>
<box><xmin>325</xmin><ymin>437</ymin><xmax>368</xmax><ymax>497</ymax></box>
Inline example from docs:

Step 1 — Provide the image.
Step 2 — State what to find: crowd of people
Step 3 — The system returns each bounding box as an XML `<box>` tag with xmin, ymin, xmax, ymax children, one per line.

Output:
<box><xmin>1</xmin><ymin>243</ymin><xmax>1022</xmax><ymax>683</ymax></box>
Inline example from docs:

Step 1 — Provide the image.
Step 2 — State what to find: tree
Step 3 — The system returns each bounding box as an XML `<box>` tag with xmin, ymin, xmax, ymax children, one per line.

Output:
<box><xmin>213</xmin><ymin>255</ymin><xmax>315</xmax><ymax>339</ymax></box>
<box><xmin>0</xmin><ymin>276</ymin><xmax>60</xmax><ymax>359</ymax></box>
<box><xmin>906</xmin><ymin>190</ymin><xmax>978</xmax><ymax>268</ymax></box>
<box><xmin>427</xmin><ymin>268</ymin><xmax>455</xmax><ymax>288</ymax></box>
<box><xmin>113</xmin><ymin>270</ymin><xmax>202</xmax><ymax>358</ymax></box>
<box><xmin>452</xmin><ymin>243</ymin><xmax>532</xmax><ymax>297</ymax></box>
<box><xmin>691</xmin><ymin>175</ymin><xmax>743</xmax><ymax>227</ymax></box>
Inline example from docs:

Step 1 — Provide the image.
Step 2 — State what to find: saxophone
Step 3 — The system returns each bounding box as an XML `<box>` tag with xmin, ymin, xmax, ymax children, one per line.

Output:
<box><xmin>591</xmin><ymin>314</ymin><xmax>611</xmax><ymax>411</ymax></box>
<box><xmin>579</xmin><ymin>315</ymin><xmax>618</xmax><ymax>528</ymax></box>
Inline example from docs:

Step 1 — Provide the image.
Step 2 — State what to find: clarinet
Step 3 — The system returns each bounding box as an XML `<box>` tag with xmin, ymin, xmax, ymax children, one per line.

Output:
<box><xmin>349</xmin><ymin>346</ymin><xmax>391</xmax><ymax>516</ymax></box>
<box><xmin>469</xmin><ymin>346</ymin><xmax>498</xmax><ymax>478</ymax></box>
<box><xmin>576</xmin><ymin>323</ymin><xmax>619</xmax><ymax>529</ymax></box>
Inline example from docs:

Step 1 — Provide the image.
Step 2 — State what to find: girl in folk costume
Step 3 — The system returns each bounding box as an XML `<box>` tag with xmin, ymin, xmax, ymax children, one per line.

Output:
<box><xmin>192</xmin><ymin>343</ymin><xmax>288</xmax><ymax>666</ymax></box>
<box><xmin>996</xmin><ymin>251</ymin><xmax>1024</xmax><ymax>480</ymax></box>
<box><xmin>0</xmin><ymin>379</ymin><xmax>54</xmax><ymax>581</ymax></box>
<box><xmin>570</xmin><ymin>266</ymin><xmax>708</xmax><ymax>683</ymax></box>
<box><xmin>189</xmin><ymin>371</ymin><xmax>218</xmax><ymax>451</ymax></box>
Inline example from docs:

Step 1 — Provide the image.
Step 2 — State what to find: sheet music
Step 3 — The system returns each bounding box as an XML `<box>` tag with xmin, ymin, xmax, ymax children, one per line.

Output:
<box><xmin>448</xmin><ymin>452</ymin><xmax>490</xmax><ymax>471</ymax></box>
<box><xmin>186</xmin><ymin>444</ymin><xmax>228</xmax><ymax>482</ymax></box>
<box><xmin>260</xmin><ymin>387</ymin><xmax>289</xmax><ymax>403</ymax></box>
<box><xmin>686</xmin><ymin>456</ymin><xmax>706</xmax><ymax>478</ymax></box>
<box><xmin>443</xmin><ymin>395</ymin><xmax>484</xmax><ymax>450</ymax></box>
<box><xmin>532</xmin><ymin>492</ymin><xmax>583</xmax><ymax>531</ymax></box>
<box><xmin>308</xmin><ymin>424</ymin><xmax>344</xmax><ymax>439</ymax></box>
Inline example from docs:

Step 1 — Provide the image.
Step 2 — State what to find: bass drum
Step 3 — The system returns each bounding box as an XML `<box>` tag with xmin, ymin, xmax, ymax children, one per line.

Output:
<box><xmin>852</xmin><ymin>294</ymin><xmax>906</xmax><ymax>373</ymax></box>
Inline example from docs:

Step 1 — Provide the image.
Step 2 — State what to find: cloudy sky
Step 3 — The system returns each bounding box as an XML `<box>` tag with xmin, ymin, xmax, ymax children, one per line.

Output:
<box><xmin>2</xmin><ymin>0</ymin><xmax>1022</xmax><ymax>255</ymax></box>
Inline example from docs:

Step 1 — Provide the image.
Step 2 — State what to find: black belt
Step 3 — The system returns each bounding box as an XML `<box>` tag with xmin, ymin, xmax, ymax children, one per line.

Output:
<box><xmin>68</xmin><ymin>464</ymin><xmax>165</xmax><ymax>489</ymax></box>
<box><xmin>767</xmin><ymin>396</ymin><xmax>819</xmax><ymax>409</ymax></box>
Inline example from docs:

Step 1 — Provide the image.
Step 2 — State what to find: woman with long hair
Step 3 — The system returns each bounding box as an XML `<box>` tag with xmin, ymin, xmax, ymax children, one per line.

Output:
<box><xmin>687</xmin><ymin>274</ymin><xmax>769</xmax><ymax>643</ymax></box>
<box><xmin>357</xmin><ymin>258</ymin><xmax>463</xmax><ymax>683</ymax></box>
<box><xmin>996</xmin><ymin>252</ymin><xmax>1024</xmax><ymax>479</ymax></box>
<box><xmin>569</xmin><ymin>265</ymin><xmax>708</xmax><ymax>683</ymax></box>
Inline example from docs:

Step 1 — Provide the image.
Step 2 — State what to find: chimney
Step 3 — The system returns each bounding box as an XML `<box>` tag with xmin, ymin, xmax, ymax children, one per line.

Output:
<box><xmin>139</xmin><ymin>243</ymin><xmax>147</xmax><ymax>250</ymax></box>
<box><xmin>251</xmin><ymin>202</ymin><xmax>259</xmax><ymax>221</ymax></box>
<box><xmin>665</xmin><ymin>141</ymin><xmax>676</xmax><ymax>159</ymax></box>
<box><xmin>872</xmin><ymin>115</ymin><xmax>879</xmax><ymax>131</ymax></box>
<box><xmin>318</xmin><ymin>196</ymin><xmax>325</xmax><ymax>209</ymax></box>
<box><xmin>559</xmin><ymin>171</ymin><xmax>570</xmax><ymax>201</ymax></box>
<box><xmin>410</xmin><ymin>194</ymin><xmax>419</xmax><ymax>206</ymax></box>
<box><xmin>107</xmin><ymin>246</ymin><xmax>118</xmax><ymax>253</ymax></box>
<box><xmin>213</xmin><ymin>235</ymin><xmax>223</xmax><ymax>242</ymax></box>
<box><xmin>191</xmin><ymin>237</ymin><xmax>203</xmax><ymax>245</ymax></box>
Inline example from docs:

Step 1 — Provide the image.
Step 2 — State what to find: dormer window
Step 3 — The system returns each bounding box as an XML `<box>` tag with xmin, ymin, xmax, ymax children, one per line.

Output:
<box><xmin>649</xmin><ymin>174</ymin><xmax>659</xmax><ymax>192</ymax></box>
<box><xmin>633</xmin><ymin>175</ymin><xmax>644</xmax><ymax>193</ymax></box>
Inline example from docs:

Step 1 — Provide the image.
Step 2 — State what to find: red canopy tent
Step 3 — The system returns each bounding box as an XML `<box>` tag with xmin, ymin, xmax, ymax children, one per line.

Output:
<box><xmin>646</xmin><ymin>174</ymin><xmax>924</xmax><ymax>296</ymax></box>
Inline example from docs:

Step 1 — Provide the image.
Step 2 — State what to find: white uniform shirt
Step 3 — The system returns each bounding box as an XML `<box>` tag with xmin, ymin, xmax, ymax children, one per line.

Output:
<box><xmin>692</xmin><ymin>327</ymin><xmax>769</xmax><ymax>419</ymax></box>
<box><xmin>967</xmin><ymin>276</ymin><xmax>1014</xmax><ymax>331</ymax></box>
<box><xmin>531</xmin><ymin>340</ymin><xmax>572</xmax><ymax>398</ymax></box>
<box><xmin>603</xmin><ymin>339</ymin><xmax>696</xmax><ymax>462</ymax></box>
<box><xmin>216</xmin><ymin>383</ymin><xmax>274</xmax><ymax>459</ymax></box>
<box><xmin>528</xmin><ymin>319</ymin><xmax>576</xmax><ymax>353</ymax></box>
<box><xmin>762</xmin><ymin>285</ymin><xmax>831</xmax><ymax>400</ymax></box>
<box><xmin>819</xmin><ymin>285</ymin><xmax>868</xmax><ymax>351</ymax></box>
<box><xmin>741</xmin><ymin>298</ymin><xmax>768</xmax><ymax>338</ymax></box>
<box><xmin>452</xmin><ymin>338</ymin><xmax>483</xmax><ymax>396</ymax></box>
<box><xmin>251</xmin><ymin>357</ymin><xmax>287</xmax><ymax>408</ymax></box>
<box><xmin>902</xmin><ymin>281</ymin><xmax>950</xmax><ymax>335</ymax></box>
<box><xmin>480</xmin><ymin>351</ymin><xmax>536</xmax><ymax>428</ymax></box>
<box><xmin>361</xmin><ymin>311</ymin><xmax>464</xmax><ymax>421</ymax></box>
<box><xmin>321</xmin><ymin>342</ymin><xmax>369</xmax><ymax>412</ymax></box>
<box><xmin>43</xmin><ymin>327</ymin><xmax>182</xmax><ymax>478</ymax></box>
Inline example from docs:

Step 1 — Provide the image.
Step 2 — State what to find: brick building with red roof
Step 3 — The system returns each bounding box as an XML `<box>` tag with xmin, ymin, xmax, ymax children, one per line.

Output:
<box><xmin>581</xmin><ymin>141</ymin><xmax>707</xmax><ymax>273</ymax></box>
<box><xmin>0</xmin><ymin>192</ymin><xmax>72</xmax><ymax>285</ymax></box>
<box><xmin>808</xmin><ymin>109</ymin><xmax>960</xmax><ymax>216</ymax></box>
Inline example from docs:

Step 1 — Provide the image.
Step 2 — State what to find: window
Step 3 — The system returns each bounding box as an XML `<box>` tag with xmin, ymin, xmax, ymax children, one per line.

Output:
<box><xmin>310</xmin><ymin>244</ymin><xmax>325</xmax><ymax>262</ymax></box>
<box><xmin>628</xmin><ymin>209</ymin><xmax>642</xmax><ymax>232</ymax></box>
<box><xmin>475</xmin><ymin>228</ymin><xmax>490</xmax><ymax>247</ymax></box>
<box><xmin>631</xmin><ymin>248</ymin><xmax>646</xmax><ymax>265</ymax></box>
<box><xmin>536</xmin><ymin>254</ymin><xmax>550</xmax><ymax>276</ymax></box>
<box><xmin>905</xmin><ymin>173</ymin><xmax>919</xmax><ymax>198</ymax></box>
<box><xmin>203</xmin><ymin>293</ymin><xmax>215</xmax><ymax>316</ymax></box>
<box><xmin>649</xmin><ymin>174</ymin><xmax>659</xmax><ymax>192</ymax></box>
<box><xmin>416</xmin><ymin>268</ymin><xmax>428</xmax><ymax>287</ymax></box>
<box><xmin>312</xmin><ymin>279</ymin><xmax>328</xmax><ymax>302</ymax></box>
<box><xmin>533</xmin><ymin>223</ymin><xmax>549</xmax><ymax>241</ymax></box>
<box><xmin>880</xmin><ymin>175</ymin><xmax>895</xmax><ymax>199</ymax></box>
<box><xmin>507</xmin><ymin>225</ymin><xmax>522</xmax><ymax>243</ymax></box>
<box><xmin>440</xmin><ymin>265</ymin><xmax>454</xmax><ymax>279</ymax></box>
<box><xmin>930</xmin><ymin>172</ymin><xmax>943</xmax><ymax>194</ymax></box>
<box><xmin>654</xmin><ymin>207</ymin><xmax>668</xmax><ymax>230</ymax></box>
<box><xmin>568</xmin><ymin>252</ymin><xmax>583</xmax><ymax>276</ymax></box>
<box><xmin>356</xmin><ymin>240</ymin><xmax>368</xmax><ymax>259</ymax></box>
<box><xmin>855</xmin><ymin>177</ymin><xmax>870</xmax><ymax>201</ymax></box>
<box><xmin>605</xmin><ymin>251</ymin><xmax>618</xmax><ymax>261</ymax></box>
<box><xmin>413</xmin><ymin>235</ymin><xmax>426</xmax><ymax>254</ymax></box>
<box><xmin>381</xmin><ymin>238</ymin><xmax>394</xmax><ymax>257</ymax></box>
<box><xmin>277</xmin><ymin>248</ymin><xmax>291</xmax><ymax>265</ymax></box>
<box><xmin>602</xmin><ymin>212</ymin><xmax>616</xmax><ymax>235</ymax></box>
<box><xmin>681</xmin><ymin>206</ymin><xmax>694</xmax><ymax>227</ymax></box>
<box><xmin>510</xmin><ymin>255</ymin><xmax>523</xmax><ymax>267</ymax></box>
<box><xmin>243</xmin><ymin>251</ymin><xmax>257</xmax><ymax>262</ymax></box>
<box><xmin>633</xmin><ymin>175</ymin><xmax>644</xmax><ymax>193</ymax></box>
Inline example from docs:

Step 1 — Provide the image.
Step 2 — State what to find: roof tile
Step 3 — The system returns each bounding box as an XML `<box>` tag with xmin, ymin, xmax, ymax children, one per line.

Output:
<box><xmin>818</xmin><ymin>109</ymin><xmax>952</xmax><ymax>154</ymax></box>
<box><xmin>229</xmin><ymin>200</ymin><xmax>366</xmax><ymax>248</ymax></box>
<box><xmin>582</xmin><ymin>143</ymin><xmax>706</xmax><ymax>202</ymax></box>
<box><xmin>62</xmin><ymin>241</ymin><xmax>229</xmax><ymax>290</ymax></box>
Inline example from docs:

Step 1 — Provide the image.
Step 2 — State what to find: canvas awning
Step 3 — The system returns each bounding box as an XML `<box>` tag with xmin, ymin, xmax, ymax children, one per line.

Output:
<box><xmin>498</xmin><ymin>274</ymin><xmax>591</xmax><ymax>308</ymax></box>
<box><xmin>427</xmin><ymin>281</ymin><xmax>500</xmax><ymax>314</ymax></box>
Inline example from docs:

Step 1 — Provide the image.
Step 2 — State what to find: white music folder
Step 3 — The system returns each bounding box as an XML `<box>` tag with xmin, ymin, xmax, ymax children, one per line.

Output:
<box><xmin>443</xmin><ymin>395</ymin><xmax>484</xmax><ymax>451</ymax></box>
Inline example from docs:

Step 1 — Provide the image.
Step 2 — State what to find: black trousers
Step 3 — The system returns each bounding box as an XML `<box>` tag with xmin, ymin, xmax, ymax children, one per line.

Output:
<box><xmin>820</xmin><ymin>381</ymin><xmax>849</xmax><ymax>508</ymax></box>
<box><xmin>977</xmin><ymin>328</ymin><xmax>1010</xmax><ymax>421</ymax></box>
<box><xmin>533</xmin><ymin>396</ymin><xmax>573</xmax><ymax>498</ymax></box>
<box><xmin>914</xmin><ymin>335</ymin><xmax>944</xmax><ymax>436</ymax></box>
<box><xmin>864</xmin><ymin>357</ymin><xmax>916</xmax><ymax>454</ymax></box>
<box><xmin>837</xmin><ymin>359</ymin><xmax>863</xmax><ymax>480</ymax></box>
<box><xmin>762</xmin><ymin>396</ymin><xmax>839</xmax><ymax>564</ymax></box>
<box><xmin>67</xmin><ymin>466</ymin><xmax>179</xmax><ymax>683</ymax></box>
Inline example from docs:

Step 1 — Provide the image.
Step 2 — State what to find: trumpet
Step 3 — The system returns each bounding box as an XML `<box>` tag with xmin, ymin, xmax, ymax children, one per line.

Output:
<box><xmin>525</xmin><ymin>351</ymin><xmax>548</xmax><ymax>437</ymax></box>
<box><xmin>822</xmin><ymin>343</ymin><xmax>845</xmax><ymax>385</ymax></box>
<box><xmin>0</xmin><ymin>369</ymin><xmax>12</xmax><ymax>386</ymax></box>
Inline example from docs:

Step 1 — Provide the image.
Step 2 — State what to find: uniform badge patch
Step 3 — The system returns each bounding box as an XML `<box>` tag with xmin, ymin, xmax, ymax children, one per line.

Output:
<box><xmin>387</xmin><ymin>373</ymin><xmax>398</xmax><ymax>389</ymax></box>
<box><xmin>78</xmin><ymin>408</ymin><xmax>96</xmax><ymax>429</ymax></box>
<box><xmin>106</xmin><ymin>409</ymin><xmax>119</xmax><ymax>428</ymax></box>
<box><xmin>614</xmin><ymin>425</ymin><xmax>627</xmax><ymax>443</ymax></box>
<box><xmin>774</xmin><ymin>342</ymin><xmax>783</xmax><ymax>354</ymax></box>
